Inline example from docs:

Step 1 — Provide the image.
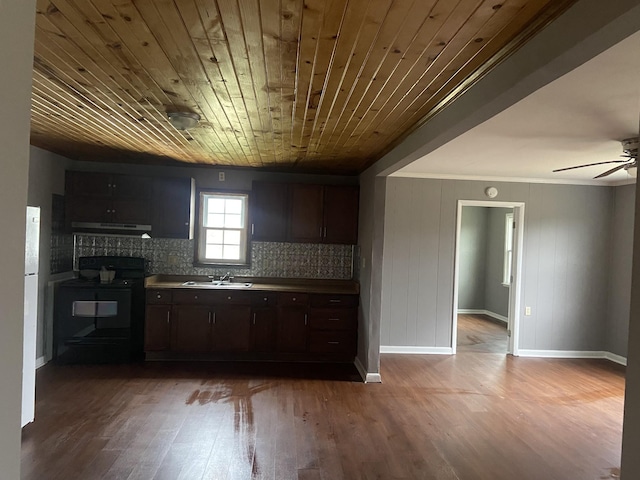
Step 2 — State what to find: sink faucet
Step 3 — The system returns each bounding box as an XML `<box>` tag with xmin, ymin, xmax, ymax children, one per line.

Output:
<box><xmin>220</xmin><ymin>271</ymin><xmax>232</xmax><ymax>282</ymax></box>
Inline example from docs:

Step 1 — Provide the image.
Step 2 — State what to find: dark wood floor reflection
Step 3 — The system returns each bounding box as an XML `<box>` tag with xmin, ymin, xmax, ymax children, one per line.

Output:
<box><xmin>457</xmin><ymin>313</ymin><xmax>509</xmax><ymax>353</ymax></box>
<box><xmin>21</xmin><ymin>355</ymin><xmax>624</xmax><ymax>480</ymax></box>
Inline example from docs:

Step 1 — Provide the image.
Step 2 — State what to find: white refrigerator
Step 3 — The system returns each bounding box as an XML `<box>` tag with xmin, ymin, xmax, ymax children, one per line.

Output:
<box><xmin>22</xmin><ymin>206</ymin><xmax>40</xmax><ymax>427</ymax></box>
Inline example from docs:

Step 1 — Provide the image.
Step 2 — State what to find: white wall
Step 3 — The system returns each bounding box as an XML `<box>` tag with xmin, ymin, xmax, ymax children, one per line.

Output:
<box><xmin>0</xmin><ymin>1</ymin><xmax>37</xmax><ymax>478</ymax></box>
<box><xmin>381</xmin><ymin>178</ymin><xmax>612</xmax><ymax>352</ymax></box>
<box><xmin>28</xmin><ymin>147</ymin><xmax>73</xmax><ymax>360</ymax></box>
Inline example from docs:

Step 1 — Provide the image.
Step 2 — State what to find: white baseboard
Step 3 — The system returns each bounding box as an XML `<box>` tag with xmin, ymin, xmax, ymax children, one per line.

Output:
<box><xmin>458</xmin><ymin>309</ymin><xmax>508</xmax><ymax>324</ymax></box>
<box><xmin>35</xmin><ymin>356</ymin><xmax>47</xmax><ymax>369</ymax></box>
<box><xmin>518</xmin><ymin>349</ymin><xmax>627</xmax><ymax>366</ymax></box>
<box><xmin>354</xmin><ymin>356</ymin><xmax>382</xmax><ymax>383</ymax></box>
<box><xmin>380</xmin><ymin>346</ymin><xmax>453</xmax><ymax>355</ymax></box>
<box><xmin>604</xmin><ymin>352</ymin><xmax>628</xmax><ymax>366</ymax></box>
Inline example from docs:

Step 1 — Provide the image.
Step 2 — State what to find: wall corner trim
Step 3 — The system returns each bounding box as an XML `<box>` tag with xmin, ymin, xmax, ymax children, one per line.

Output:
<box><xmin>354</xmin><ymin>357</ymin><xmax>382</xmax><ymax>383</ymax></box>
<box><xmin>518</xmin><ymin>349</ymin><xmax>627</xmax><ymax>366</ymax></box>
<box><xmin>380</xmin><ymin>346</ymin><xmax>453</xmax><ymax>355</ymax></box>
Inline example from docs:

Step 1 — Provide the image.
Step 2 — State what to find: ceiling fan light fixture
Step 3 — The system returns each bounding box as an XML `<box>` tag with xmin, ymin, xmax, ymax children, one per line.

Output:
<box><xmin>167</xmin><ymin>111</ymin><xmax>200</xmax><ymax>130</ymax></box>
<box><xmin>626</xmin><ymin>165</ymin><xmax>637</xmax><ymax>178</ymax></box>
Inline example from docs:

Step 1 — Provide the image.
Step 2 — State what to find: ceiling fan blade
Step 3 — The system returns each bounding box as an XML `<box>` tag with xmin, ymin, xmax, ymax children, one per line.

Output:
<box><xmin>594</xmin><ymin>163</ymin><xmax>628</xmax><ymax>178</ymax></box>
<box><xmin>553</xmin><ymin>160</ymin><xmax>629</xmax><ymax>173</ymax></box>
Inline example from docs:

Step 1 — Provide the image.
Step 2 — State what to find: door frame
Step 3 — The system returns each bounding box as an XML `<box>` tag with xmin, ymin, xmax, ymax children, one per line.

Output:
<box><xmin>451</xmin><ymin>200</ymin><xmax>525</xmax><ymax>355</ymax></box>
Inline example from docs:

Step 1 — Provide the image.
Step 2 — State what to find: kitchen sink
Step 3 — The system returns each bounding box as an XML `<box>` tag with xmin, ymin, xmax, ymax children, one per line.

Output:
<box><xmin>181</xmin><ymin>281</ymin><xmax>253</xmax><ymax>289</ymax></box>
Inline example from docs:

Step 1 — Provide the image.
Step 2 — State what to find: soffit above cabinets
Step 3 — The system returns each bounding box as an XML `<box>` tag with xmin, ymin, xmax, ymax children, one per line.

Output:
<box><xmin>31</xmin><ymin>0</ymin><xmax>577</xmax><ymax>173</ymax></box>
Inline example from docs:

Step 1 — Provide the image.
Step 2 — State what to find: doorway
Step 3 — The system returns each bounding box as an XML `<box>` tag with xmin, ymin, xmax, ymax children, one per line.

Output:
<box><xmin>452</xmin><ymin>201</ymin><xmax>525</xmax><ymax>355</ymax></box>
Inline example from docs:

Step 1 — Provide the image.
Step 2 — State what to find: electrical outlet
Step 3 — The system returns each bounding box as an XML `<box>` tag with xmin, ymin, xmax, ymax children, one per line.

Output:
<box><xmin>168</xmin><ymin>254</ymin><xmax>178</xmax><ymax>266</ymax></box>
<box><xmin>218</xmin><ymin>171</ymin><xmax>225</xmax><ymax>182</ymax></box>
<box><xmin>525</xmin><ymin>306</ymin><xmax>531</xmax><ymax>316</ymax></box>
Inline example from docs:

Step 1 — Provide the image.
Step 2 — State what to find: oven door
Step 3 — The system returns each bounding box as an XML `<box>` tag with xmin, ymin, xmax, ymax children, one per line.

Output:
<box><xmin>54</xmin><ymin>287</ymin><xmax>133</xmax><ymax>363</ymax></box>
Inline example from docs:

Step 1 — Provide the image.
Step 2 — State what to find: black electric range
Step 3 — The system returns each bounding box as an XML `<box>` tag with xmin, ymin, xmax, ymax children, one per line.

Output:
<box><xmin>54</xmin><ymin>256</ymin><xmax>146</xmax><ymax>364</ymax></box>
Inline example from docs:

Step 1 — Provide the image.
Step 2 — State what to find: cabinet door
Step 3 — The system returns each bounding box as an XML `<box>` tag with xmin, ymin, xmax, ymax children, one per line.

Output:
<box><xmin>152</xmin><ymin>177</ymin><xmax>193</xmax><ymax>238</ymax></box>
<box><xmin>276</xmin><ymin>306</ymin><xmax>308</xmax><ymax>352</ymax></box>
<box><xmin>211</xmin><ymin>306</ymin><xmax>252</xmax><ymax>352</ymax></box>
<box><xmin>288</xmin><ymin>184</ymin><xmax>323</xmax><ymax>242</ymax></box>
<box><xmin>67</xmin><ymin>197</ymin><xmax>112</xmax><ymax>223</ymax></box>
<box><xmin>111</xmin><ymin>198</ymin><xmax>151</xmax><ymax>224</ymax></box>
<box><xmin>172</xmin><ymin>306</ymin><xmax>212</xmax><ymax>352</ymax></box>
<box><xmin>323</xmin><ymin>185</ymin><xmax>359</xmax><ymax>244</ymax></box>
<box><xmin>251</xmin><ymin>307</ymin><xmax>276</xmax><ymax>352</ymax></box>
<box><xmin>144</xmin><ymin>305</ymin><xmax>171</xmax><ymax>351</ymax></box>
<box><xmin>112</xmin><ymin>175</ymin><xmax>151</xmax><ymax>199</ymax></box>
<box><xmin>67</xmin><ymin>171</ymin><xmax>112</xmax><ymax>197</ymax></box>
<box><xmin>250</xmin><ymin>182</ymin><xmax>289</xmax><ymax>241</ymax></box>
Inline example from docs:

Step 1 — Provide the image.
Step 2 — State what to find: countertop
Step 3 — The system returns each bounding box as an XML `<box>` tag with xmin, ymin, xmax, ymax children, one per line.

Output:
<box><xmin>145</xmin><ymin>275</ymin><xmax>360</xmax><ymax>295</ymax></box>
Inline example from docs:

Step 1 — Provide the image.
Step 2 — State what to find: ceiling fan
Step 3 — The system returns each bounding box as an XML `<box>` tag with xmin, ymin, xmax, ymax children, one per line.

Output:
<box><xmin>553</xmin><ymin>137</ymin><xmax>638</xmax><ymax>179</ymax></box>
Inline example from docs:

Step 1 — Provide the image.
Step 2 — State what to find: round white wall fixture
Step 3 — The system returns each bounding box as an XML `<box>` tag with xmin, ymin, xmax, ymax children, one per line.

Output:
<box><xmin>485</xmin><ymin>186</ymin><xmax>498</xmax><ymax>198</ymax></box>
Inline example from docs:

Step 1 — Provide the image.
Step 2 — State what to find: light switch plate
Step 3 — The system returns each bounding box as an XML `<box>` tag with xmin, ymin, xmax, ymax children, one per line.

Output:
<box><xmin>525</xmin><ymin>306</ymin><xmax>531</xmax><ymax>316</ymax></box>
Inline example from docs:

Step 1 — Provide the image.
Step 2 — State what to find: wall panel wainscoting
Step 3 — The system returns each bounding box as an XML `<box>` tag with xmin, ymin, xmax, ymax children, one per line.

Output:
<box><xmin>21</xmin><ymin>353</ymin><xmax>624</xmax><ymax>479</ymax></box>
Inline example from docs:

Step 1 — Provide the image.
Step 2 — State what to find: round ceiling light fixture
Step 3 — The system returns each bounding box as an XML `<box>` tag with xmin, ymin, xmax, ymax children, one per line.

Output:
<box><xmin>167</xmin><ymin>111</ymin><xmax>200</xmax><ymax>131</ymax></box>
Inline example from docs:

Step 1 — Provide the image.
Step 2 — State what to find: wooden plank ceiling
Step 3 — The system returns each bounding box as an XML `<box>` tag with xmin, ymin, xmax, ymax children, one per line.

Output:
<box><xmin>31</xmin><ymin>0</ymin><xmax>577</xmax><ymax>174</ymax></box>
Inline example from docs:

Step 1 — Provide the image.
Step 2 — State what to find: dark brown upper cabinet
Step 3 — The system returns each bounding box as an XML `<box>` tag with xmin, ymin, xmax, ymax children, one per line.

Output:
<box><xmin>250</xmin><ymin>182</ymin><xmax>359</xmax><ymax>245</ymax></box>
<box><xmin>250</xmin><ymin>182</ymin><xmax>289</xmax><ymax>242</ymax></box>
<box><xmin>288</xmin><ymin>184</ymin><xmax>325</xmax><ymax>243</ymax></box>
<box><xmin>151</xmin><ymin>177</ymin><xmax>194</xmax><ymax>239</ymax></box>
<box><xmin>323</xmin><ymin>185</ymin><xmax>359</xmax><ymax>244</ymax></box>
<box><xmin>65</xmin><ymin>171</ymin><xmax>152</xmax><ymax>227</ymax></box>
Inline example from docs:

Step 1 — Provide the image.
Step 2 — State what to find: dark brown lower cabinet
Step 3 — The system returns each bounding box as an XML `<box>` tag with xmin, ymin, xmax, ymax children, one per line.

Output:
<box><xmin>144</xmin><ymin>288</ymin><xmax>358</xmax><ymax>361</ymax></box>
<box><xmin>144</xmin><ymin>305</ymin><xmax>172</xmax><ymax>351</ymax></box>
<box><xmin>276</xmin><ymin>306</ymin><xmax>308</xmax><ymax>353</ymax></box>
<box><xmin>212</xmin><ymin>306</ymin><xmax>251</xmax><ymax>352</ymax></box>
<box><xmin>251</xmin><ymin>307</ymin><xmax>277</xmax><ymax>352</ymax></box>
<box><xmin>173</xmin><ymin>305</ymin><xmax>212</xmax><ymax>352</ymax></box>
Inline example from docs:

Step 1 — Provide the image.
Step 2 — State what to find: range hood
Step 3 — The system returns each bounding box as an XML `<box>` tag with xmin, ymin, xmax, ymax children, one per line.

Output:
<box><xmin>71</xmin><ymin>222</ymin><xmax>152</xmax><ymax>234</ymax></box>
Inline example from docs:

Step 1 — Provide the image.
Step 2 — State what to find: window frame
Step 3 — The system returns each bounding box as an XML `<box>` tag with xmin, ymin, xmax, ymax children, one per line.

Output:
<box><xmin>194</xmin><ymin>189</ymin><xmax>250</xmax><ymax>267</ymax></box>
<box><xmin>503</xmin><ymin>212</ymin><xmax>514</xmax><ymax>286</ymax></box>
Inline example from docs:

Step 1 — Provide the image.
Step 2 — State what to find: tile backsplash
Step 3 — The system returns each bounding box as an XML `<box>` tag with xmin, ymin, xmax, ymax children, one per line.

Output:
<box><xmin>73</xmin><ymin>234</ymin><xmax>354</xmax><ymax>279</ymax></box>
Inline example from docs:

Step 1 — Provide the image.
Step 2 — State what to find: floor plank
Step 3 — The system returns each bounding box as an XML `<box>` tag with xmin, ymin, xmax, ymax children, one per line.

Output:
<box><xmin>21</xmin><ymin>356</ymin><xmax>624</xmax><ymax>480</ymax></box>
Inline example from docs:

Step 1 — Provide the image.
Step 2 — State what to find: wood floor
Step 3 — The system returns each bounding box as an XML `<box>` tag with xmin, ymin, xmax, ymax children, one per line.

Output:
<box><xmin>21</xmin><ymin>354</ymin><xmax>624</xmax><ymax>480</ymax></box>
<box><xmin>457</xmin><ymin>314</ymin><xmax>508</xmax><ymax>353</ymax></box>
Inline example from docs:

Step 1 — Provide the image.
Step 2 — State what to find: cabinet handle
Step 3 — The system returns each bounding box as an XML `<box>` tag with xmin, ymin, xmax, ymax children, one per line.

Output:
<box><xmin>304</xmin><ymin>314</ymin><xmax>308</xmax><ymax>326</ymax></box>
<box><xmin>112</xmin><ymin>209</ymin><xmax>116</xmax><ymax>214</ymax></box>
<box><xmin>107</xmin><ymin>183</ymin><xmax>111</xmax><ymax>188</ymax></box>
<box><xmin>107</xmin><ymin>209</ymin><xmax>111</xmax><ymax>213</ymax></box>
<box><xmin>166</xmin><ymin>311</ymin><xmax>170</xmax><ymax>324</ymax></box>
<box><xmin>251</xmin><ymin>224</ymin><xmax>255</xmax><ymax>235</ymax></box>
<box><xmin>328</xmin><ymin>341</ymin><xmax>340</xmax><ymax>345</ymax></box>
<box><xmin>323</xmin><ymin>227</ymin><xmax>327</xmax><ymax>238</ymax></box>
<box><xmin>263</xmin><ymin>297</ymin><xmax>267</xmax><ymax>302</ymax></box>
<box><xmin>253</xmin><ymin>313</ymin><xmax>256</xmax><ymax>325</ymax></box>
<box><xmin>112</xmin><ymin>184</ymin><xmax>116</xmax><ymax>188</ymax></box>
<box><xmin>292</xmin><ymin>297</ymin><xmax>296</xmax><ymax>302</ymax></box>
<box><xmin>156</xmin><ymin>294</ymin><xmax>161</xmax><ymax>299</ymax></box>
<box><xmin>329</xmin><ymin>318</ymin><xmax>340</xmax><ymax>321</ymax></box>
<box><xmin>208</xmin><ymin>311</ymin><xmax>212</xmax><ymax>324</ymax></box>
<box><xmin>227</xmin><ymin>296</ymin><xmax>232</xmax><ymax>300</ymax></box>
<box><xmin>213</xmin><ymin>312</ymin><xmax>216</xmax><ymax>325</ymax></box>
<box><xmin>329</xmin><ymin>299</ymin><xmax>341</xmax><ymax>303</ymax></box>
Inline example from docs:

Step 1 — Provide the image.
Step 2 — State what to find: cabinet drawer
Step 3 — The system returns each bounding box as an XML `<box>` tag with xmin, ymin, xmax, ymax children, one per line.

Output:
<box><xmin>309</xmin><ymin>308</ymin><xmax>356</xmax><ymax>331</ymax></box>
<box><xmin>309</xmin><ymin>294</ymin><xmax>358</xmax><ymax>308</ymax></box>
<box><xmin>277</xmin><ymin>293</ymin><xmax>309</xmax><ymax>306</ymax></box>
<box><xmin>172</xmin><ymin>290</ymin><xmax>218</xmax><ymax>304</ymax></box>
<box><xmin>209</xmin><ymin>291</ymin><xmax>253</xmax><ymax>305</ymax></box>
<box><xmin>308</xmin><ymin>331</ymin><xmax>354</xmax><ymax>355</ymax></box>
<box><xmin>146</xmin><ymin>289</ymin><xmax>173</xmax><ymax>304</ymax></box>
<box><xmin>252</xmin><ymin>292</ymin><xmax>277</xmax><ymax>307</ymax></box>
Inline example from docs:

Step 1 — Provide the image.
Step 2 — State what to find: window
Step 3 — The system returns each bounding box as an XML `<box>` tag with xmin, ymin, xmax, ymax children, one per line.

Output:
<box><xmin>503</xmin><ymin>212</ymin><xmax>514</xmax><ymax>286</ymax></box>
<box><xmin>196</xmin><ymin>191</ymin><xmax>249</xmax><ymax>265</ymax></box>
